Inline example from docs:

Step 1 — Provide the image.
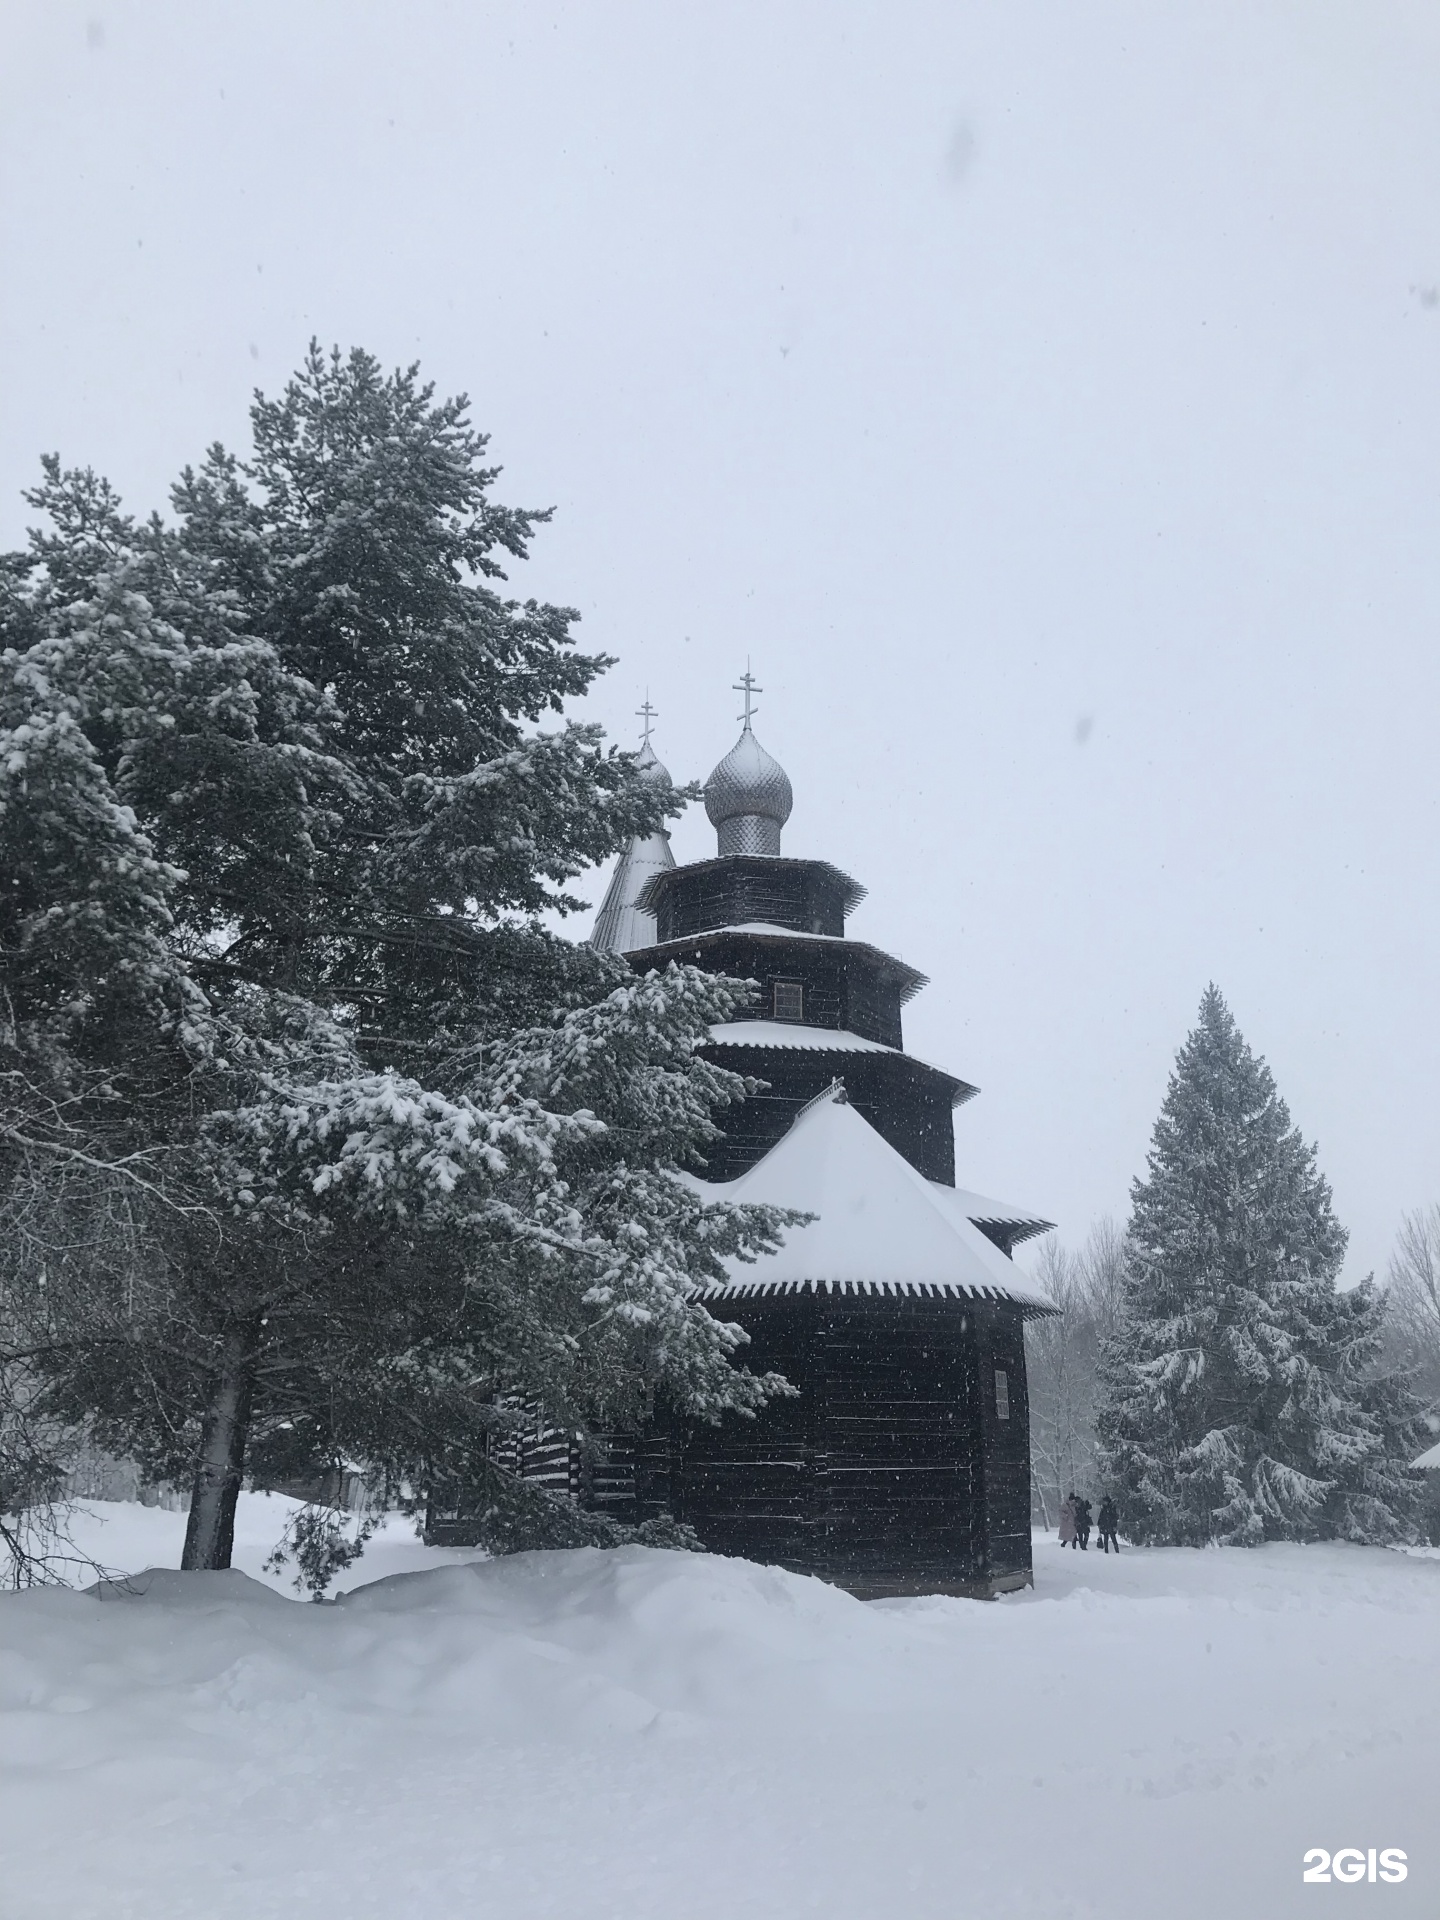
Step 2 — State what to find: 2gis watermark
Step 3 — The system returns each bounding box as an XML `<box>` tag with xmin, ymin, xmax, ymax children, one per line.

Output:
<box><xmin>1302</xmin><ymin>1850</ymin><xmax>1408</xmax><ymax>1885</ymax></box>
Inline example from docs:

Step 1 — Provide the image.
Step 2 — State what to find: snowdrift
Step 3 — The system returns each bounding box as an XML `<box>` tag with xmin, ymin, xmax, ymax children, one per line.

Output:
<box><xmin>2</xmin><ymin>1524</ymin><xmax>1438</xmax><ymax>1920</ymax></box>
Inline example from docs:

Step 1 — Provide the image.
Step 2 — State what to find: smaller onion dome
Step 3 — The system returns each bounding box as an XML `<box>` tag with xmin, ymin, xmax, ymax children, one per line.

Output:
<box><xmin>635</xmin><ymin>736</ymin><xmax>671</xmax><ymax>786</ymax></box>
<box><xmin>704</xmin><ymin>724</ymin><xmax>793</xmax><ymax>857</ymax></box>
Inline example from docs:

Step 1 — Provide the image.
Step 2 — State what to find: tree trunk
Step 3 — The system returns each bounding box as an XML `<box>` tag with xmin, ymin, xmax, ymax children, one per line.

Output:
<box><xmin>181</xmin><ymin>1315</ymin><xmax>262</xmax><ymax>1570</ymax></box>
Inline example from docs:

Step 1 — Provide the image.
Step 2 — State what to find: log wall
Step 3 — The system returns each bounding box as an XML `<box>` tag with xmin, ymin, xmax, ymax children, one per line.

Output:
<box><xmin>658</xmin><ymin>1292</ymin><xmax>1035</xmax><ymax>1598</ymax></box>
<box><xmin>701</xmin><ymin>1046</ymin><xmax>961</xmax><ymax>1185</ymax></box>
<box><xmin>653</xmin><ymin>858</ymin><xmax>856</xmax><ymax>942</ymax></box>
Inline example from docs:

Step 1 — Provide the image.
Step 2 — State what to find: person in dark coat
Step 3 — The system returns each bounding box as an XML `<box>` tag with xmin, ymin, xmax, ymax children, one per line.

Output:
<box><xmin>1073</xmin><ymin>1495</ymin><xmax>1093</xmax><ymax>1550</ymax></box>
<box><xmin>1097</xmin><ymin>1496</ymin><xmax>1120</xmax><ymax>1553</ymax></box>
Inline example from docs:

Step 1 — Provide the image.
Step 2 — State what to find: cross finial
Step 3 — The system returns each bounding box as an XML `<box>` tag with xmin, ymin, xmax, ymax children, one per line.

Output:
<box><xmin>637</xmin><ymin>692</ymin><xmax>657</xmax><ymax>746</ymax></box>
<box><xmin>733</xmin><ymin>659</ymin><xmax>762</xmax><ymax>730</ymax></box>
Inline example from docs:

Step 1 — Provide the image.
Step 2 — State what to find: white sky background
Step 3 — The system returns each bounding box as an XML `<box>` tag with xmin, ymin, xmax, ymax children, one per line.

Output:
<box><xmin>3</xmin><ymin>3</ymin><xmax>1438</xmax><ymax>1283</ymax></box>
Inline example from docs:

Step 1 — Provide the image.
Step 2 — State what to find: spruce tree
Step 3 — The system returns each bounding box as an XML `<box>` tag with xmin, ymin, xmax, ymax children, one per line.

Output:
<box><xmin>1096</xmin><ymin>986</ymin><xmax>1421</xmax><ymax>1546</ymax></box>
<box><xmin>1</xmin><ymin>346</ymin><xmax>799</xmax><ymax>1573</ymax></box>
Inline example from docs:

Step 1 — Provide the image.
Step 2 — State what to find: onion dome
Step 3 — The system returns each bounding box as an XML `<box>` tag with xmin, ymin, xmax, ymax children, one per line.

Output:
<box><xmin>634</xmin><ymin>736</ymin><xmax>671</xmax><ymax>785</ymax></box>
<box><xmin>704</xmin><ymin>723</ymin><xmax>793</xmax><ymax>857</ymax></box>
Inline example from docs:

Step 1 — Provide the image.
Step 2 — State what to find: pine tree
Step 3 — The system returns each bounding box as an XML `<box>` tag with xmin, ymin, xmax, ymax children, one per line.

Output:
<box><xmin>1096</xmin><ymin>986</ymin><xmax>1421</xmax><ymax>1546</ymax></box>
<box><xmin>1</xmin><ymin>346</ymin><xmax>800</xmax><ymax>1573</ymax></box>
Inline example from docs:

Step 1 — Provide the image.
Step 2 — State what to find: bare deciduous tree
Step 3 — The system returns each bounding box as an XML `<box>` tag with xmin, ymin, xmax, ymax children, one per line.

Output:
<box><xmin>1386</xmin><ymin>1205</ymin><xmax>1440</xmax><ymax>1540</ymax></box>
<box><xmin>0</xmin><ymin>1104</ymin><xmax>168</xmax><ymax>1586</ymax></box>
<box><xmin>1024</xmin><ymin>1219</ymin><xmax>1125</xmax><ymax>1527</ymax></box>
<box><xmin>1386</xmin><ymin>1205</ymin><xmax>1440</xmax><ymax>1409</ymax></box>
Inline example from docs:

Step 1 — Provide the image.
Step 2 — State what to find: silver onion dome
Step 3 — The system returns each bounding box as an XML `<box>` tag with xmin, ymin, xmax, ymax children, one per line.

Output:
<box><xmin>633</xmin><ymin>736</ymin><xmax>671</xmax><ymax>785</ymax></box>
<box><xmin>704</xmin><ymin>723</ymin><xmax>793</xmax><ymax>857</ymax></box>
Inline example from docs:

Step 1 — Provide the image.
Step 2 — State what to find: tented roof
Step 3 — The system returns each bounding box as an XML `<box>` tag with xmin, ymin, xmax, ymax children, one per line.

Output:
<box><xmin>690</xmin><ymin>1086</ymin><xmax>1056</xmax><ymax>1314</ymax></box>
<box><xmin>1413</xmin><ymin>1438</ymin><xmax>1440</xmax><ymax>1471</ymax></box>
<box><xmin>590</xmin><ymin>828</ymin><xmax>675</xmax><ymax>954</ymax></box>
<box><xmin>589</xmin><ymin>738</ymin><xmax>676</xmax><ymax>955</ymax></box>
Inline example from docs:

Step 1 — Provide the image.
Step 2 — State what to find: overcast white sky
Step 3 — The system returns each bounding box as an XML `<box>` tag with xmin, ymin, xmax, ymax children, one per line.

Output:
<box><xmin>4</xmin><ymin>2</ymin><xmax>1439</xmax><ymax>1282</ymax></box>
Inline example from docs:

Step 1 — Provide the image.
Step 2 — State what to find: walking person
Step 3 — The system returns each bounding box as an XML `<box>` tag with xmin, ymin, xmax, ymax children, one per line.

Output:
<box><xmin>1097</xmin><ymin>1495</ymin><xmax>1120</xmax><ymax>1554</ymax></box>
<box><xmin>1058</xmin><ymin>1494</ymin><xmax>1077</xmax><ymax>1548</ymax></box>
<box><xmin>1073</xmin><ymin>1494</ymin><xmax>1093</xmax><ymax>1550</ymax></box>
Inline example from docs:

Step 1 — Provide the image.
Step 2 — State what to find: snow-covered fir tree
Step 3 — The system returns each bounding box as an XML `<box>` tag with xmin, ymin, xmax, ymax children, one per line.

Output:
<box><xmin>1095</xmin><ymin>986</ymin><xmax>1421</xmax><ymax>1546</ymax></box>
<box><xmin>1</xmin><ymin>346</ymin><xmax>799</xmax><ymax>1575</ymax></box>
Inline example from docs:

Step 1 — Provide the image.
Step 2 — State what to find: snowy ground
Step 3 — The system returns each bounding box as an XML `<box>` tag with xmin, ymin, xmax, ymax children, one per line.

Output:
<box><xmin>2</xmin><ymin>1499</ymin><xmax>1437</xmax><ymax>1920</ymax></box>
<box><xmin>12</xmin><ymin>1489</ymin><xmax>491</xmax><ymax>1597</ymax></box>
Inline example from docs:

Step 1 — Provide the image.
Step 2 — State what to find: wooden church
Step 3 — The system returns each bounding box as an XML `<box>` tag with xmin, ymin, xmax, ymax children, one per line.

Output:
<box><xmin>581</xmin><ymin>683</ymin><xmax>1057</xmax><ymax>1599</ymax></box>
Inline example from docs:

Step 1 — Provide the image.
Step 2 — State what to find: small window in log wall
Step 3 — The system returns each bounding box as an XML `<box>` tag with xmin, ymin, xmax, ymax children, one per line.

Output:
<box><xmin>772</xmin><ymin>980</ymin><xmax>804</xmax><ymax>1021</ymax></box>
<box><xmin>994</xmin><ymin>1369</ymin><xmax>1010</xmax><ymax>1420</ymax></box>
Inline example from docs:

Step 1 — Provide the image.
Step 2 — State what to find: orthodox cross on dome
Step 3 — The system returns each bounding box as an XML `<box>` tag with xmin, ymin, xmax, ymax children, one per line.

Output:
<box><xmin>733</xmin><ymin>662</ymin><xmax>762</xmax><ymax>730</ymax></box>
<box><xmin>637</xmin><ymin>693</ymin><xmax>658</xmax><ymax>746</ymax></box>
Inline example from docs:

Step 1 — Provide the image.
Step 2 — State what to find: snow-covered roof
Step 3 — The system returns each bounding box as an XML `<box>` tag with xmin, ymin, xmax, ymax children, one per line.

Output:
<box><xmin>690</xmin><ymin>1086</ymin><xmax>1057</xmax><ymax>1314</ymax></box>
<box><xmin>708</xmin><ymin>1019</ymin><xmax>899</xmax><ymax>1055</ymax></box>
<box><xmin>1413</xmin><ymin>1438</ymin><xmax>1440</xmax><ymax>1471</ymax></box>
<box><xmin>928</xmin><ymin>1183</ymin><xmax>1054</xmax><ymax>1247</ymax></box>
<box><xmin>694</xmin><ymin>920</ymin><xmax>844</xmax><ymax>941</ymax></box>
<box><xmin>703</xmin><ymin>1020</ymin><xmax>977</xmax><ymax>1106</ymax></box>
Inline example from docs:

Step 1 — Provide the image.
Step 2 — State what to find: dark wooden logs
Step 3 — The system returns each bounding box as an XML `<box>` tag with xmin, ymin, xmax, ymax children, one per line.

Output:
<box><xmin>641</xmin><ymin>1292</ymin><xmax>1034</xmax><ymax>1599</ymax></box>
